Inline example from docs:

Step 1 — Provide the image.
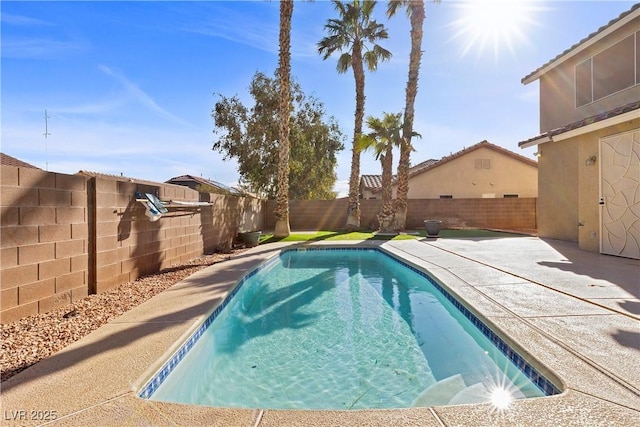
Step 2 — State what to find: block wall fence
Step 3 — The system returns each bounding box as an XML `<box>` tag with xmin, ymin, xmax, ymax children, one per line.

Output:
<box><xmin>1</xmin><ymin>166</ymin><xmax>265</xmax><ymax>324</ymax></box>
<box><xmin>1</xmin><ymin>164</ymin><xmax>535</xmax><ymax>324</ymax></box>
<box><xmin>265</xmin><ymin>198</ymin><xmax>537</xmax><ymax>231</ymax></box>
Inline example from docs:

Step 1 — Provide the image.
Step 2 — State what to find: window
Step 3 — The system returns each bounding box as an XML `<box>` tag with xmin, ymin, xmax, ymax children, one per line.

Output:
<box><xmin>503</xmin><ymin>194</ymin><xmax>519</xmax><ymax>198</ymax></box>
<box><xmin>636</xmin><ymin>31</ymin><xmax>640</xmax><ymax>85</ymax></box>
<box><xmin>439</xmin><ymin>195</ymin><xmax>453</xmax><ymax>199</ymax></box>
<box><xmin>592</xmin><ymin>35</ymin><xmax>635</xmax><ymax>100</ymax></box>
<box><xmin>575</xmin><ymin>59</ymin><xmax>592</xmax><ymax>107</ymax></box>
<box><xmin>475</xmin><ymin>159</ymin><xmax>491</xmax><ymax>169</ymax></box>
<box><xmin>575</xmin><ymin>34</ymin><xmax>637</xmax><ymax>107</ymax></box>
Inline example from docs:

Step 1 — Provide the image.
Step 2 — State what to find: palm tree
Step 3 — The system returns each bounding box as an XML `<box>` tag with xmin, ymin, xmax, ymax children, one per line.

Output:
<box><xmin>387</xmin><ymin>0</ymin><xmax>437</xmax><ymax>230</ymax></box>
<box><xmin>274</xmin><ymin>0</ymin><xmax>294</xmax><ymax>238</ymax></box>
<box><xmin>318</xmin><ymin>0</ymin><xmax>391</xmax><ymax>231</ymax></box>
<box><xmin>358</xmin><ymin>112</ymin><xmax>415</xmax><ymax>232</ymax></box>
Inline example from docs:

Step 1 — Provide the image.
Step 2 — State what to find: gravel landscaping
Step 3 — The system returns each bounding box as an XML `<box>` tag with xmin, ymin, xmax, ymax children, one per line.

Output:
<box><xmin>1</xmin><ymin>249</ymin><xmax>247</xmax><ymax>383</ymax></box>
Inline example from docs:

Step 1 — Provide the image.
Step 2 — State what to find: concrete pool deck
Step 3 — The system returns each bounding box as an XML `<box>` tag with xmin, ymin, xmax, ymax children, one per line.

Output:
<box><xmin>1</xmin><ymin>236</ymin><xmax>638</xmax><ymax>426</ymax></box>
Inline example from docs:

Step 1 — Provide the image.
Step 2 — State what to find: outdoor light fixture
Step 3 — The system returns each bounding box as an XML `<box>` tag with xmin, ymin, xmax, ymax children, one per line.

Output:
<box><xmin>534</xmin><ymin>150</ymin><xmax>542</xmax><ymax>158</ymax></box>
<box><xmin>585</xmin><ymin>155</ymin><xmax>597</xmax><ymax>166</ymax></box>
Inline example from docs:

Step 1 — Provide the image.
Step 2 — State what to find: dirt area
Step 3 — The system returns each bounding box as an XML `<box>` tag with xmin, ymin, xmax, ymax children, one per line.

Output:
<box><xmin>1</xmin><ymin>249</ymin><xmax>247</xmax><ymax>383</ymax></box>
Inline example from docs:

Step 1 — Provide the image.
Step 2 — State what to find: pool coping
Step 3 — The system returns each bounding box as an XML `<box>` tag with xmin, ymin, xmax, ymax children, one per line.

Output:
<box><xmin>1</xmin><ymin>239</ymin><xmax>638</xmax><ymax>426</ymax></box>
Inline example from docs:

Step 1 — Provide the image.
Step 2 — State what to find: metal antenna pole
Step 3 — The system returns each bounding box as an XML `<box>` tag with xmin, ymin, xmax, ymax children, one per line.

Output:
<box><xmin>43</xmin><ymin>109</ymin><xmax>51</xmax><ymax>170</ymax></box>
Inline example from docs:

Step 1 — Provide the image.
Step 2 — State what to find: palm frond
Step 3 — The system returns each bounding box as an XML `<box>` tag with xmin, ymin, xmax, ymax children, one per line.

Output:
<box><xmin>337</xmin><ymin>53</ymin><xmax>352</xmax><ymax>73</ymax></box>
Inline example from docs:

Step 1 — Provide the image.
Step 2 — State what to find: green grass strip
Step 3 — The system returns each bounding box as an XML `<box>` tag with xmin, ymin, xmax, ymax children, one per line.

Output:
<box><xmin>259</xmin><ymin>229</ymin><xmax>528</xmax><ymax>243</ymax></box>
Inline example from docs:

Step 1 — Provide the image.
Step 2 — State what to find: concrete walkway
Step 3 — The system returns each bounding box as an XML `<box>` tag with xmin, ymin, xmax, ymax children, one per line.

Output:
<box><xmin>1</xmin><ymin>237</ymin><xmax>638</xmax><ymax>426</ymax></box>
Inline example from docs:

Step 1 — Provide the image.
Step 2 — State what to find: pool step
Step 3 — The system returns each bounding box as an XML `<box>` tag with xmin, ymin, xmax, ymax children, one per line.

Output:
<box><xmin>448</xmin><ymin>382</ymin><xmax>491</xmax><ymax>405</ymax></box>
<box><xmin>413</xmin><ymin>375</ymin><xmax>528</xmax><ymax>407</ymax></box>
<box><xmin>412</xmin><ymin>374</ymin><xmax>467</xmax><ymax>406</ymax></box>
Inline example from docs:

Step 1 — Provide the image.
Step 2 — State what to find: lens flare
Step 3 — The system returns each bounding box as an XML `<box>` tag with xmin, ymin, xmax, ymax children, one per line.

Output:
<box><xmin>450</xmin><ymin>0</ymin><xmax>542</xmax><ymax>61</ymax></box>
<box><xmin>490</xmin><ymin>386</ymin><xmax>514</xmax><ymax>410</ymax></box>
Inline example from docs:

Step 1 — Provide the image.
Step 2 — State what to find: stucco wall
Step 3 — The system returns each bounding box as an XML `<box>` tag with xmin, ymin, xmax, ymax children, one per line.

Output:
<box><xmin>578</xmin><ymin>120</ymin><xmax>640</xmax><ymax>253</ymax></box>
<box><xmin>405</xmin><ymin>146</ymin><xmax>538</xmax><ymax>199</ymax></box>
<box><xmin>361</xmin><ymin>188</ymin><xmax>378</xmax><ymax>200</ymax></box>
<box><xmin>577</xmin><ymin>131</ymin><xmax>604</xmax><ymax>253</ymax></box>
<box><xmin>539</xmin><ymin>16</ymin><xmax>640</xmax><ymax>132</ymax></box>
<box><xmin>535</xmin><ymin>119</ymin><xmax>639</xmax><ymax>250</ymax></box>
<box><xmin>536</xmin><ymin>139</ymin><xmax>580</xmax><ymax>242</ymax></box>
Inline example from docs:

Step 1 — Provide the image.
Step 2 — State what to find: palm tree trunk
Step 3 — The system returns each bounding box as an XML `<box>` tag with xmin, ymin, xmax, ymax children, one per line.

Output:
<box><xmin>379</xmin><ymin>146</ymin><xmax>394</xmax><ymax>232</ymax></box>
<box><xmin>346</xmin><ymin>41</ymin><xmax>366</xmax><ymax>231</ymax></box>
<box><xmin>274</xmin><ymin>0</ymin><xmax>293</xmax><ymax>238</ymax></box>
<box><xmin>394</xmin><ymin>1</ymin><xmax>424</xmax><ymax>231</ymax></box>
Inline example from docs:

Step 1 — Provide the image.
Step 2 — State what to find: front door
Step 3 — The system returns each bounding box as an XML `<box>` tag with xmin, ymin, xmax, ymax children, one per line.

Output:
<box><xmin>599</xmin><ymin>130</ymin><xmax>640</xmax><ymax>259</ymax></box>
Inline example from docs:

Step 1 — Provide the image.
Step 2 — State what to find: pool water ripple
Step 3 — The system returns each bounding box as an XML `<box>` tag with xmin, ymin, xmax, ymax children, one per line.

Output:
<box><xmin>144</xmin><ymin>248</ymin><xmax>559</xmax><ymax>409</ymax></box>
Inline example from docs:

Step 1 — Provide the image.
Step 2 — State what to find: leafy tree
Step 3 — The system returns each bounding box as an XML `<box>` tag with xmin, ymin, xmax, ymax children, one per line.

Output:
<box><xmin>318</xmin><ymin>0</ymin><xmax>391</xmax><ymax>230</ymax></box>
<box><xmin>212</xmin><ymin>71</ymin><xmax>344</xmax><ymax>200</ymax></box>
<box><xmin>387</xmin><ymin>0</ymin><xmax>437</xmax><ymax>230</ymax></box>
<box><xmin>275</xmin><ymin>0</ymin><xmax>294</xmax><ymax>237</ymax></box>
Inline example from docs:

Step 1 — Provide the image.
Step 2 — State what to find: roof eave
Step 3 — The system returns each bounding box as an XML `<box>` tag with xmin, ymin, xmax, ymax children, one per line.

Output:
<box><xmin>519</xmin><ymin>108</ymin><xmax>639</xmax><ymax>148</ymax></box>
<box><xmin>522</xmin><ymin>6</ymin><xmax>640</xmax><ymax>84</ymax></box>
<box><xmin>519</xmin><ymin>135</ymin><xmax>552</xmax><ymax>149</ymax></box>
<box><xmin>553</xmin><ymin>109</ymin><xmax>639</xmax><ymax>142</ymax></box>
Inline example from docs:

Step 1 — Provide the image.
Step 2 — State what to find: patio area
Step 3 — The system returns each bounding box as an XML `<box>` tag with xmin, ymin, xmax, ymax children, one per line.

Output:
<box><xmin>1</xmin><ymin>236</ymin><xmax>638</xmax><ymax>426</ymax></box>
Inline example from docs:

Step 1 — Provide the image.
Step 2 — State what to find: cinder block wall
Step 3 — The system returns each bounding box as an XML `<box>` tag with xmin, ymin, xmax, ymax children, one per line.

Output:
<box><xmin>264</xmin><ymin>199</ymin><xmax>350</xmax><ymax>230</ymax></box>
<box><xmin>265</xmin><ymin>198</ymin><xmax>536</xmax><ymax>231</ymax></box>
<box><xmin>93</xmin><ymin>178</ymin><xmax>264</xmax><ymax>294</ymax></box>
<box><xmin>263</xmin><ymin>199</ymin><xmax>386</xmax><ymax>230</ymax></box>
<box><xmin>1</xmin><ymin>167</ymin><xmax>89</xmax><ymax>323</ymax></box>
<box><xmin>1</xmin><ymin>166</ymin><xmax>264</xmax><ymax>323</ymax></box>
<box><xmin>406</xmin><ymin>198</ymin><xmax>537</xmax><ymax>230</ymax></box>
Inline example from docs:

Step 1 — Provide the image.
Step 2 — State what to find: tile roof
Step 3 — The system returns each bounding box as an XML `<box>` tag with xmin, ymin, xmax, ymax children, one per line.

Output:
<box><xmin>518</xmin><ymin>100</ymin><xmax>640</xmax><ymax>147</ymax></box>
<box><xmin>408</xmin><ymin>158</ymin><xmax>439</xmax><ymax>175</ymax></box>
<box><xmin>0</xmin><ymin>153</ymin><xmax>40</xmax><ymax>169</ymax></box>
<box><xmin>363</xmin><ymin>141</ymin><xmax>537</xmax><ymax>191</ymax></box>
<box><xmin>522</xmin><ymin>3</ymin><xmax>640</xmax><ymax>84</ymax></box>
<box><xmin>433</xmin><ymin>140</ymin><xmax>538</xmax><ymax>170</ymax></box>
<box><xmin>361</xmin><ymin>161</ymin><xmax>438</xmax><ymax>191</ymax></box>
<box><xmin>360</xmin><ymin>174</ymin><xmax>382</xmax><ymax>190</ymax></box>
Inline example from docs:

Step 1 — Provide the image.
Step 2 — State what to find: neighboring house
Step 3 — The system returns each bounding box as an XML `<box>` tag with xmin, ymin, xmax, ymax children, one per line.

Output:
<box><xmin>165</xmin><ymin>175</ymin><xmax>246</xmax><ymax>196</ymax></box>
<box><xmin>518</xmin><ymin>4</ymin><xmax>639</xmax><ymax>259</ymax></box>
<box><xmin>1</xmin><ymin>152</ymin><xmax>40</xmax><ymax>169</ymax></box>
<box><xmin>360</xmin><ymin>140</ymin><xmax>538</xmax><ymax>200</ymax></box>
<box><xmin>360</xmin><ymin>174</ymin><xmax>383</xmax><ymax>199</ymax></box>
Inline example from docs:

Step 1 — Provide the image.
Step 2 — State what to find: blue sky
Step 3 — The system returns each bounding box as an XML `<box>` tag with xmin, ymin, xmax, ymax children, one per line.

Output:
<box><xmin>1</xmin><ymin>0</ymin><xmax>637</xmax><ymax>196</ymax></box>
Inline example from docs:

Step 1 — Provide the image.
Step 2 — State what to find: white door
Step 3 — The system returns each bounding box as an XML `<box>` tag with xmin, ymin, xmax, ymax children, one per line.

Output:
<box><xmin>599</xmin><ymin>130</ymin><xmax>640</xmax><ymax>259</ymax></box>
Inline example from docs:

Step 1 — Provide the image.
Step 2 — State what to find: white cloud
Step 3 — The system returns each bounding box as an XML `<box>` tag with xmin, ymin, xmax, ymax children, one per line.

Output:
<box><xmin>49</xmin><ymin>100</ymin><xmax>125</xmax><ymax>116</ymax></box>
<box><xmin>98</xmin><ymin>65</ymin><xmax>195</xmax><ymax>127</ymax></box>
<box><xmin>181</xmin><ymin>3</ymin><xmax>279</xmax><ymax>55</ymax></box>
<box><xmin>1</xmin><ymin>13</ymin><xmax>51</xmax><ymax>26</ymax></box>
<box><xmin>1</xmin><ymin>111</ymin><xmax>239</xmax><ymax>186</ymax></box>
<box><xmin>1</xmin><ymin>37</ymin><xmax>89</xmax><ymax>59</ymax></box>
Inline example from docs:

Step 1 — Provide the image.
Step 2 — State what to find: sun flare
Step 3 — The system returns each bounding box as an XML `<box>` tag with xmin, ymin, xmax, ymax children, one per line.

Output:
<box><xmin>451</xmin><ymin>0</ymin><xmax>539</xmax><ymax>60</ymax></box>
<box><xmin>490</xmin><ymin>386</ymin><xmax>514</xmax><ymax>410</ymax></box>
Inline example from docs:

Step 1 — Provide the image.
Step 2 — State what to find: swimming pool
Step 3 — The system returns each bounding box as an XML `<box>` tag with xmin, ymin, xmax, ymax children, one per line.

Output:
<box><xmin>140</xmin><ymin>248</ymin><xmax>561</xmax><ymax>409</ymax></box>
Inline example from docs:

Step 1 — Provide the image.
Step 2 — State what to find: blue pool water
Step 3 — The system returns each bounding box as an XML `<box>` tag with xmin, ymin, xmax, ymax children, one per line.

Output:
<box><xmin>142</xmin><ymin>248</ymin><xmax>560</xmax><ymax>409</ymax></box>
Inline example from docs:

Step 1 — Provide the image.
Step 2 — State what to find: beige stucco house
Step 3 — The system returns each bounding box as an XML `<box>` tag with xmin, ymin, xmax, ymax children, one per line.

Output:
<box><xmin>360</xmin><ymin>140</ymin><xmax>538</xmax><ymax>200</ymax></box>
<box><xmin>519</xmin><ymin>4</ymin><xmax>639</xmax><ymax>259</ymax></box>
